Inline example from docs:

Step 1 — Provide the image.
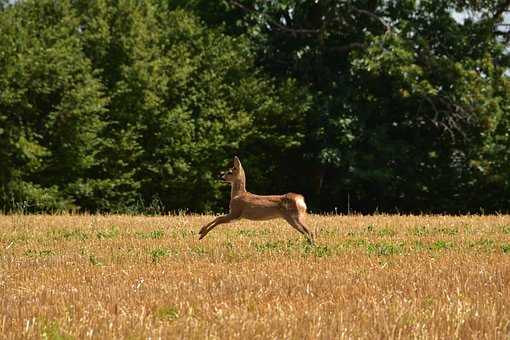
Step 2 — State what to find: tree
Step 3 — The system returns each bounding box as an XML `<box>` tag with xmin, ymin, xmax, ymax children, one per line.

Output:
<box><xmin>208</xmin><ymin>0</ymin><xmax>510</xmax><ymax>213</ymax></box>
<box><xmin>0</xmin><ymin>0</ymin><xmax>107</xmax><ymax>211</ymax></box>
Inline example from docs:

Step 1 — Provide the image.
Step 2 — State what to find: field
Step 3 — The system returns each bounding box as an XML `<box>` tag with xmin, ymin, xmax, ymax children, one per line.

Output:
<box><xmin>1</xmin><ymin>214</ymin><xmax>510</xmax><ymax>339</ymax></box>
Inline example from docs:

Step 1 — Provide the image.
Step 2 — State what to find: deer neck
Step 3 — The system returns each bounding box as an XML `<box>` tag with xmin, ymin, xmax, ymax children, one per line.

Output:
<box><xmin>230</xmin><ymin>179</ymin><xmax>246</xmax><ymax>199</ymax></box>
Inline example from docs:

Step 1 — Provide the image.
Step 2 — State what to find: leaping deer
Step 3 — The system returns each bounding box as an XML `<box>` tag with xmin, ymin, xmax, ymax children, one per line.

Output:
<box><xmin>198</xmin><ymin>156</ymin><xmax>314</xmax><ymax>244</ymax></box>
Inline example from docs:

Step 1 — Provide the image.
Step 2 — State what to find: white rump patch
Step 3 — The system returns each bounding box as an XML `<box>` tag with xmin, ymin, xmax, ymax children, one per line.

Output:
<box><xmin>296</xmin><ymin>196</ymin><xmax>307</xmax><ymax>211</ymax></box>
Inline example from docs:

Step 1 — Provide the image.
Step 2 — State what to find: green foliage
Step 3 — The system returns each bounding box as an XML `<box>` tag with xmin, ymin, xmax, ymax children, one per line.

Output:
<box><xmin>0</xmin><ymin>0</ymin><xmax>107</xmax><ymax>212</ymax></box>
<box><xmin>0</xmin><ymin>0</ymin><xmax>509</xmax><ymax>213</ymax></box>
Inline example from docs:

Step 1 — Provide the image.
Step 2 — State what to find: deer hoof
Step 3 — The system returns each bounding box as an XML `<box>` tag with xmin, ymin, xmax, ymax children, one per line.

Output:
<box><xmin>198</xmin><ymin>228</ymin><xmax>206</xmax><ymax>239</ymax></box>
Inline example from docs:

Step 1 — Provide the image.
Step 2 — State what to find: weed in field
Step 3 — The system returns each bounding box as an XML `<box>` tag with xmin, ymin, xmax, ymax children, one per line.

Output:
<box><xmin>434</xmin><ymin>227</ymin><xmax>458</xmax><ymax>235</ymax></box>
<box><xmin>319</xmin><ymin>228</ymin><xmax>340</xmax><ymax>236</ymax></box>
<box><xmin>156</xmin><ymin>306</ymin><xmax>180</xmax><ymax>321</ymax></box>
<box><xmin>501</xmin><ymin>244</ymin><xmax>510</xmax><ymax>253</ymax></box>
<box><xmin>366</xmin><ymin>242</ymin><xmax>404</xmax><ymax>256</ymax></box>
<box><xmin>309</xmin><ymin>244</ymin><xmax>331</xmax><ymax>257</ymax></box>
<box><xmin>377</xmin><ymin>228</ymin><xmax>396</xmax><ymax>237</ymax></box>
<box><xmin>341</xmin><ymin>238</ymin><xmax>367</xmax><ymax>250</ymax></box>
<box><xmin>502</xmin><ymin>226</ymin><xmax>510</xmax><ymax>234</ymax></box>
<box><xmin>189</xmin><ymin>245</ymin><xmax>207</xmax><ymax>257</ymax></box>
<box><xmin>24</xmin><ymin>249</ymin><xmax>55</xmax><ymax>257</ymax></box>
<box><xmin>96</xmin><ymin>226</ymin><xmax>119</xmax><ymax>240</ymax></box>
<box><xmin>411</xmin><ymin>240</ymin><xmax>427</xmax><ymax>251</ymax></box>
<box><xmin>429</xmin><ymin>240</ymin><xmax>452</xmax><ymax>251</ymax></box>
<box><xmin>470</xmin><ymin>239</ymin><xmax>496</xmax><ymax>252</ymax></box>
<box><xmin>421</xmin><ymin>297</ymin><xmax>435</xmax><ymax>308</ymax></box>
<box><xmin>88</xmin><ymin>255</ymin><xmax>103</xmax><ymax>266</ymax></box>
<box><xmin>136</xmin><ymin>230</ymin><xmax>164</xmax><ymax>239</ymax></box>
<box><xmin>151</xmin><ymin>248</ymin><xmax>169</xmax><ymax>263</ymax></box>
<box><xmin>40</xmin><ymin>320</ymin><xmax>71</xmax><ymax>340</ymax></box>
<box><xmin>253</xmin><ymin>241</ymin><xmax>285</xmax><ymax>253</ymax></box>
<box><xmin>223</xmin><ymin>241</ymin><xmax>234</xmax><ymax>250</ymax></box>
<box><xmin>171</xmin><ymin>229</ymin><xmax>193</xmax><ymax>239</ymax></box>
<box><xmin>8</xmin><ymin>232</ymin><xmax>30</xmax><ymax>243</ymax></box>
<box><xmin>51</xmin><ymin>228</ymin><xmax>88</xmax><ymax>241</ymax></box>
<box><xmin>237</xmin><ymin>229</ymin><xmax>259</xmax><ymax>237</ymax></box>
<box><xmin>363</xmin><ymin>224</ymin><xmax>396</xmax><ymax>237</ymax></box>
<box><xmin>411</xmin><ymin>226</ymin><xmax>429</xmax><ymax>237</ymax></box>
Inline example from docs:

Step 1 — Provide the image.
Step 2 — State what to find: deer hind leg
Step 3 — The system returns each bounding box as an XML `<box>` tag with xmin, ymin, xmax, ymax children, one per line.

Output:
<box><xmin>198</xmin><ymin>214</ymin><xmax>236</xmax><ymax>240</ymax></box>
<box><xmin>296</xmin><ymin>213</ymin><xmax>314</xmax><ymax>243</ymax></box>
<box><xmin>283</xmin><ymin>213</ymin><xmax>314</xmax><ymax>245</ymax></box>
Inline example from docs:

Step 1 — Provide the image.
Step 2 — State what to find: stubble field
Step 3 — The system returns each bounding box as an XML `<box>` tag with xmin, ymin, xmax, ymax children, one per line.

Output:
<box><xmin>1</xmin><ymin>214</ymin><xmax>510</xmax><ymax>339</ymax></box>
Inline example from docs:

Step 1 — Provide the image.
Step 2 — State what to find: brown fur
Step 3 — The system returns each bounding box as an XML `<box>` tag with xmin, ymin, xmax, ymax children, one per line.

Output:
<box><xmin>198</xmin><ymin>156</ymin><xmax>314</xmax><ymax>243</ymax></box>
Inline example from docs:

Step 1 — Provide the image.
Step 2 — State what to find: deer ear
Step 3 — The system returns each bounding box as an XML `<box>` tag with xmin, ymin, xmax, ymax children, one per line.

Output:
<box><xmin>233</xmin><ymin>156</ymin><xmax>241</xmax><ymax>169</ymax></box>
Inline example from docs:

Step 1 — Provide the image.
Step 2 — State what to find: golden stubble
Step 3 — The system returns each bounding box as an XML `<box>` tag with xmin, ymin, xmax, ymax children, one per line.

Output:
<box><xmin>1</xmin><ymin>214</ymin><xmax>509</xmax><ymax>339</ymax></box>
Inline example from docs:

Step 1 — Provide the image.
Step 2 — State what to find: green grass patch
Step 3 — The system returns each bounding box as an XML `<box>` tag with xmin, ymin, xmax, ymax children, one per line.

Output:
<box><xmin>377</xmin><ymin>228</ymin><xmax>396</xmax><ymax>237</ymax></box>
<box><xmin>189</xmin><ymin>245</ymin><xmax>207</xmax><ymax>257</ymax></box>
<box><xmin>136</xmin><ymin>229</ymin><xmax>164</xmax><ymax>239</ymax></box>
<box><xmin>366</xmin><ymin>224</ymin><xmax>376</xmax><ymax>233</ymax></box>
<box><xmin>367</xmin><ymin>242</ymin><xmax>404</xmax><ymax>256</ymax></box>
<box><xmin>253</xmin><ymin>241</ymin><xmax>284</xmax><ymax>253</ymax></box>
<box><xmin>468</xmin><ymin>238</ymin><xmax>498</xmax><ymax>252</ymax></box>
<box><xmin>411</xmin><ymin>226</ymin><xmax>429</xmax><ymax>237</ymax></box>
<box><xmin>151</xmin><ymin>247</ymin><xmax>170</xmax><ymax>263</ymax></box>
<box><xmin>434</xmin><ymin>227</ymin><xmax>458</xmax><ymax>235</ymax></box>
<box><xmin>252</xmin><ymin>239</ymin><xmax>314</xmax><ymax>255</ymax></box>
<box><xmin>8</xmin><ymin>232</ymin><xmax>30</xmax><ymax>243</ymax></box>
<box><xmin>171</xmin><ymin>229</ymin><xmax>193</xmax><ymax>239</ymax></box>
<box><xmin>501</xmin><ymin>244</ymin><xmax>510</xmax><ymax>253</ymax></box>
<box><xmin>429</xmin><ymin>240</ymin><xmax>452</xmax><ymax>251</ymax></box>
<box><xmin>411</xmin><ymin>240</ymin><xmax>427</xmax><ymax>251</ymax></box>
<box><xmin>410</xmin><ymin>226</ymin><xmax>458</xmax><ymax>237</ymax></box>
<box><xmin>96</xmin><ymin>226</ymin><xmax>119</xmax><ymax>240</ymax></box>
<box><xmin>50</xmin><ymin>228</ymin><xmax>88</xmax><ymax>241</ymax></box>
<box><xmin>88</xmin><ymin>254</ymin><xmax>103</xmax><ymax>266</ymax></box>
<box><xmin>40</xmin><ymin>319</ymin><xmax>72</xmax><ymax>340</ymax></box>
<box><xmin>156</xmin><ymin>306</ymin><xmax>180</xmax><ymax>321</ymax></box>
<box><xmin>303</xmin><ymin>244</ymin><xmax>331</xmax><ymax>257</ymax></box>
<box><xmin>237</xmin><ymin>229</ymin><xmax>269</xmax><ymax>237</ymax></box>
<box><xmin>24</xmin><ymin>249</ymin><xmax>55</xmax><ymax>257</ymax></box>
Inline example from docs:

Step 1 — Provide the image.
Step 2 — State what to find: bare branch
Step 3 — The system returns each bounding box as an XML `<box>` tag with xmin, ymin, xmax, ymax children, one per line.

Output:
<box><xmin>351</xmin><ymin>7</ymin><xmax>392</xmax><ymax>32</ymax></box>
<box><xmin>228</xmin><ymin>0</ymin><xmax>320</xmax><ymax>36</ymax></box>
<box><xmin>226</xmin><ymin>1</ymin><xmax>370</xmax><ymax>53</ymax></box>
<box><xmin>493</xmin><ymin>0</ymin><xmax>510</xmax><ymax>20</ymax></box>
<box><xmin>330</xmin><ymin>42</ymin><xmax>366</xmax><ymax>54</ymax></box>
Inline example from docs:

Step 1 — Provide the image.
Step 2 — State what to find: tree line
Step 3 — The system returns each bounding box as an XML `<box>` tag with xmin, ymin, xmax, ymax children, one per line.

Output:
<box><xmin>1</xmin><ymin>0</ymin><xmax>509</xmax><ymax>214</ymax></box>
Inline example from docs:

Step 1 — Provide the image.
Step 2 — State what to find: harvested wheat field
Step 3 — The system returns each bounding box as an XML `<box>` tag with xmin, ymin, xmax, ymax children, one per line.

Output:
<box><xmin>1</xmin><ymin>214</ymin><xmax>510</xmax><ymax>339</ymax></box>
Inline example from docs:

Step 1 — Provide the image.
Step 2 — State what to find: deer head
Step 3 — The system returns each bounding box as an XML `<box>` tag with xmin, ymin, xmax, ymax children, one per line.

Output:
<box><xmin>219</xmin><ymin>156</ymin><xmax>245</xmax><ymax>184</ymax></box>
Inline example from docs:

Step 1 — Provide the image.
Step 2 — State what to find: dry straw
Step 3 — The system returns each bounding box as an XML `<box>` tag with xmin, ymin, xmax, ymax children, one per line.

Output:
<box><xmin>1</xmin><ymin>214</ymin><xmax>509</xmax><ymax>338</ymax></box>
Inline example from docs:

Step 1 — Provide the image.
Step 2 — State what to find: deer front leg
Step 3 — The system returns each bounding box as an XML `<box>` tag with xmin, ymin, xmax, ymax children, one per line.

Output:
<box><xmin>198</xmin><ymin>214</ymin><xmax>237</xmax><ymax>240</ymax></box>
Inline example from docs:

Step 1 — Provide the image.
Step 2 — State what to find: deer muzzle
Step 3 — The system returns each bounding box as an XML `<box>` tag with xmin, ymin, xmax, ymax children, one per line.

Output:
<box><xmin>219</xmin><ymin>171</ymin><xmax>226</xmax><ymax>180</ymax></box>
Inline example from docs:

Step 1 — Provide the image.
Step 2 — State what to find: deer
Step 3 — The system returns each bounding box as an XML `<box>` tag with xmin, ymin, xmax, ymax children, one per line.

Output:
<box><xmin>198</xmin><ymin>156</ymin><xmax>315</xmax><ymax>244</ymax></box>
